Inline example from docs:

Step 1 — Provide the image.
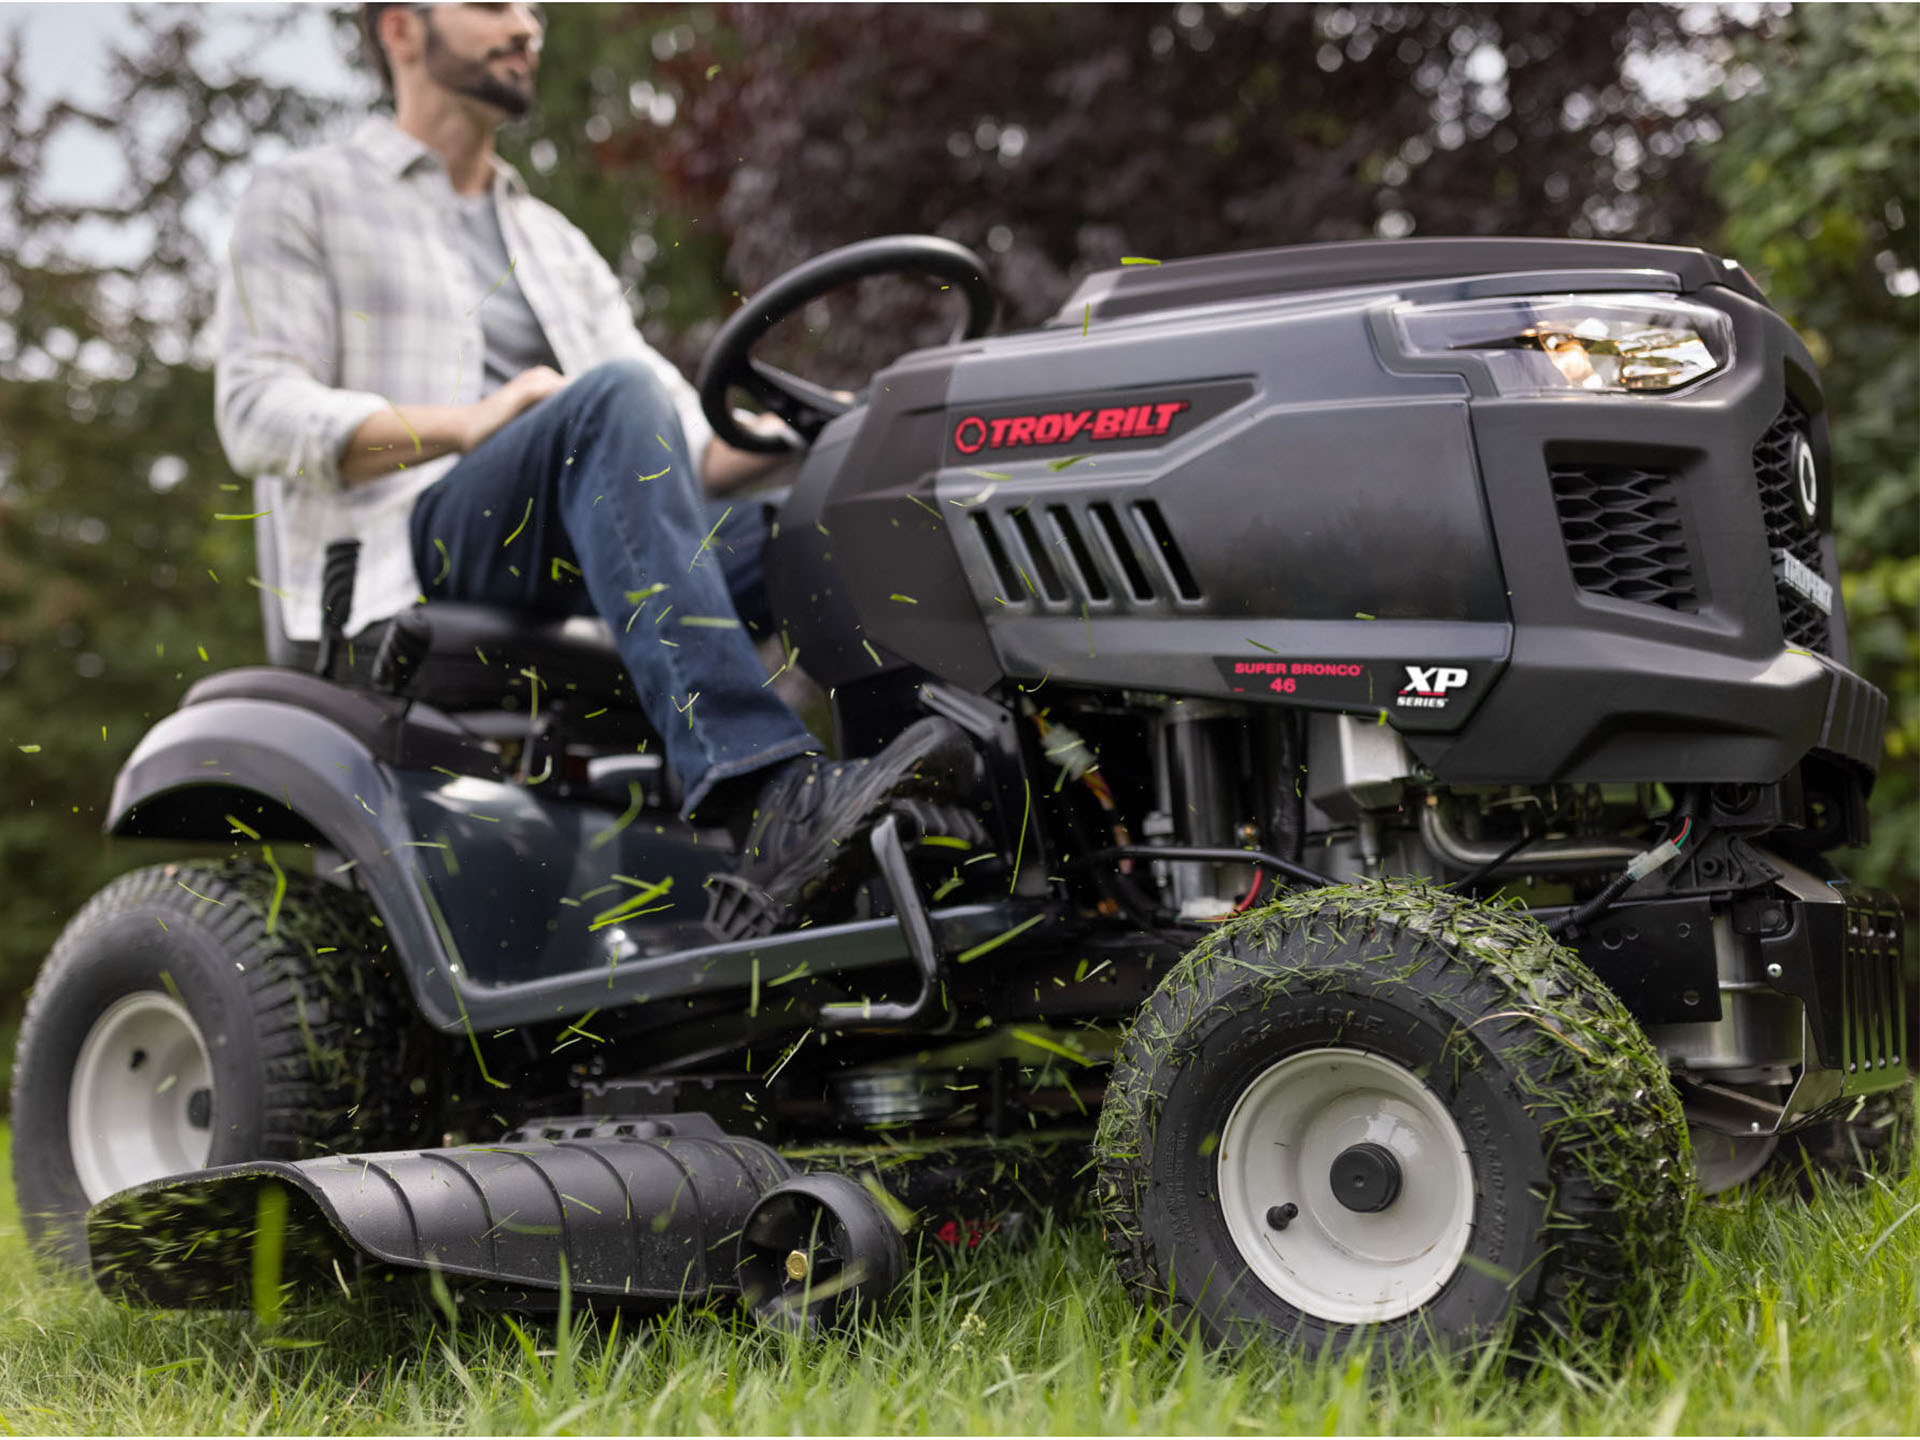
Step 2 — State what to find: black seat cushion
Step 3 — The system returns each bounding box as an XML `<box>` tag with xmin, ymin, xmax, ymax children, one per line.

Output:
<box><xmin>285</xmin><ymin>602</ymin><xmax>640</xmax><ymax>715</ymax></box>
<box><xmin>267</xmin><ymin>486</ymin><xmax>794</xmax><ymax>720</ymax></box>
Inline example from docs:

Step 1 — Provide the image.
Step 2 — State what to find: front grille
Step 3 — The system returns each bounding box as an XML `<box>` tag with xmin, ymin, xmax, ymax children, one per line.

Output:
<box><xmin>1753</xmin><ymin>397</ymin><xmax>1831</xmax><ymax>652</ymax></box>
<box><xmin>1550</xmin><ymin>462</ymin><xmax>1698</xmax><ymax>610</ymax></box>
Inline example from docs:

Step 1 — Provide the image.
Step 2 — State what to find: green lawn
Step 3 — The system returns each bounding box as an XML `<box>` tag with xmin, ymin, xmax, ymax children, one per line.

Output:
<box><xmin>2</xmin><ymin>1118</ymin><xmax>1917</xmax><ymax>1435</ymax></box>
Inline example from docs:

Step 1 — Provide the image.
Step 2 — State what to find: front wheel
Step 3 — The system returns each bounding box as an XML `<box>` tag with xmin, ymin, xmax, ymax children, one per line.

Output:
<box><xmin>9</xmin><ymin>857</ymin><xmax>430</xmax><ymax>1267</ymax></box>
<box><xmin>1094</xmin><ymin>880</ymin><xmax>1693</xmax><ymax>1358</ymax></box>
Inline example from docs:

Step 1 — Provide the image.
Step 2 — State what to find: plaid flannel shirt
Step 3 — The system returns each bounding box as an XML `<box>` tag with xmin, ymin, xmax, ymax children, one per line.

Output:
<box><xmin>214</xmin><ymin>115</ymin><xmax>712</xmax><ymax>643</ymax></box>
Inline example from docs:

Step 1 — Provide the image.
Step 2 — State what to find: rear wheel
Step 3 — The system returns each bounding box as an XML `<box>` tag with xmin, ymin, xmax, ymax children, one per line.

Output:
<box><xmin>1095</xmin><ymin>880</ymin><xmax>1694</xmax><ymax>1358</ymax></box>
<box><xmin>9</xmin><ymin>857</ymin><xmax>429</xmax><ymax>1267</ymax></box>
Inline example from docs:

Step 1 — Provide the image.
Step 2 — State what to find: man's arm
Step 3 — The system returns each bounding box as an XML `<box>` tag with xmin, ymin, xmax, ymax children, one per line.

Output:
<box><xmin>214</xmin><ymin>165</ymin><xmax>391</xmax><ymax>491</ymax></box>
<box><xmin>337</xmin><ymin>366</ymin><xmax>570</xmax><ymax>487</ymax></box>
<box><xmin>701</xmin><ymin>416</ymin><xmax>802</xmax><ymax>494</ymax></box>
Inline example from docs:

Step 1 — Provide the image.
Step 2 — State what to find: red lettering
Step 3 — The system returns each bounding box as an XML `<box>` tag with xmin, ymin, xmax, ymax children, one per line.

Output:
<box><xmin>1269</xmin><ymin>676</ymin><xmax>1297</xmax><ymax>694</ymax></box>
<box><xmin>968</xmin><ymin>400</ymin><xmax>1193</xmax><ymax>450</ymax></box>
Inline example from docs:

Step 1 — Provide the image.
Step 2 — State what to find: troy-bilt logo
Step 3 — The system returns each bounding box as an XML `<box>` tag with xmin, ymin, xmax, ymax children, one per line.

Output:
<box><xmin>1773</xmin><ymin>549</ymin><xmax>1833</xmax><ymax>615</ymax></box>
<box><xmin>951</xmin><ymin>401</ymin><xmax>1189</xmax><ymax>455</ymax></box>
<box><xmin>1396</xmin><ymin>664</ymin><xmax>1469</xmax><ymax>710</ymax></box>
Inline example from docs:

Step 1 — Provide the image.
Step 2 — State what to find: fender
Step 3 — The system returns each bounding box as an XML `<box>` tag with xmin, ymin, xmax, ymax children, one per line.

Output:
<box><xmin>104</xmin><ymin>692</ymin><xmax>1020</xmax><ymax>1035</ymax></box>
<box><xmin>106</xmin><ymin>695</ymin><xmax>478</xmax><ymax>1032</ymax></box>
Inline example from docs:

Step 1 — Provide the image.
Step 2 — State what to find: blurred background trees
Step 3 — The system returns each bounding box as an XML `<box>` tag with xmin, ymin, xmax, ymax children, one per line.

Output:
<box><xmin>1</xmin><ymin>2</ymin><xmax>1913</xmax><ymax>1081</ymax></box>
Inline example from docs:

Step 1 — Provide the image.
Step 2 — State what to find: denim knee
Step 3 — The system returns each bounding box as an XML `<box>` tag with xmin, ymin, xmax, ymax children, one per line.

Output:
<box><xmin>569</xmin><ymin>357</ymin><xmax>674</xmax><ymax>411</ymax></box>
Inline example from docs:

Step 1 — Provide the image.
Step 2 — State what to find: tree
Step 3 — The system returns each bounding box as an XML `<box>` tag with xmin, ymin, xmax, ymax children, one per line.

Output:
<box><xmin>0</xmin><ymin>8</ymin><xmax>346</xmax><ymax>1072</ymax></box>
<box><xmin>633</xmin><ymin>3</ymin><xmax>1742</xmax><ymax>377</ymax></box>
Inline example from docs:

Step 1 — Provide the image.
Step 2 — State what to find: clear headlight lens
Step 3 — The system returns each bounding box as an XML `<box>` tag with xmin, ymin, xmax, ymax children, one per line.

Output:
<box><xmin>1393</xmin><ymin>294</ymin><xmax>1733</xmax><ymax>395</ymax></box>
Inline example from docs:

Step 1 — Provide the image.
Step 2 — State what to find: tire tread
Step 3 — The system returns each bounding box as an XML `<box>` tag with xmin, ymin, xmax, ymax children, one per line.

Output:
<box><xmin>1093</xmin><ymin>880</ymin><xmax>1694</xmax><ymax>1355</ymax></box>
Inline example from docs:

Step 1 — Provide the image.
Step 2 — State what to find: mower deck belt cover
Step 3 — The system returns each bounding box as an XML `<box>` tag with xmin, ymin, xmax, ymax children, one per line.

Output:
<box><xmin>87</xmin><ymin>1127</ymin><xmax>792</xmax><ymax>1311</ymax></box>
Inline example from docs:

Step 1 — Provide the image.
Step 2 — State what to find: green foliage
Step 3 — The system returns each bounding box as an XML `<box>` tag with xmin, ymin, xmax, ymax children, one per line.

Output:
<box><xmin>643</xmin><ymin>2</ymin><xmax>1741</xmax><ymax>379</ymax></box>
<box><xmin>0</xmin><ymin>10</ymin><xmax>347</xmax><ymax>1080</ymax></box>
<box><xmin>1710</xmin><ymin>3</ymin><xmax>1920</xmax><ymax>911</ymax></box>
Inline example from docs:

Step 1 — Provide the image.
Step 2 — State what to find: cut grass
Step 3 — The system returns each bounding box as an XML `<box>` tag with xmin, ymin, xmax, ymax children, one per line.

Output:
<box><xmin>1</xmin><ymin>1114</ymin><xmax>1917</xmax><ymax>1435</ymax></box>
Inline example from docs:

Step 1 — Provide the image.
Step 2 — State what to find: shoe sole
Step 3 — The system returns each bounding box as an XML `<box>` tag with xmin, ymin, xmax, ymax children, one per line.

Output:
<box><xmin>749</xmin><ymin>716</ymin><xmax>974</xmax><ymax>916</ymax></box>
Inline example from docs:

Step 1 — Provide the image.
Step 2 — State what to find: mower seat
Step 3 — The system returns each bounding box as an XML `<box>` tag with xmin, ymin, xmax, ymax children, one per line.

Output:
<box><xmin>251</xmin><ymin>476</ymin><xmax>640</xmax><ymax>716</ymax></box>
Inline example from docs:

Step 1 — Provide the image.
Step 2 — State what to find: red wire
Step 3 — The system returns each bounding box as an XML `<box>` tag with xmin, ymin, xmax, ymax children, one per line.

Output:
<box><xmin>1233</xmin><ymin>868</ymin><xmax>1266</xmax><ymax>913</ymax></box>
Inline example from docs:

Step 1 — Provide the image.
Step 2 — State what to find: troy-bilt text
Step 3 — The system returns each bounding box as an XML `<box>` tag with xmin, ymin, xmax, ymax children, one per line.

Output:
<box><xmin>952</xmin><ymin>401</ymin><xmax>1189</xmax><ymax>454</ymax></box>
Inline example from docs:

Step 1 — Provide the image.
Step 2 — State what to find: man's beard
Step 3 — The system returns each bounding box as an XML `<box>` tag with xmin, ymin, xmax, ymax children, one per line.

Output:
<box><xmin>422</xmin><ymin>15</ymin><xmax>535</xmax><ymax>119</ymax></box>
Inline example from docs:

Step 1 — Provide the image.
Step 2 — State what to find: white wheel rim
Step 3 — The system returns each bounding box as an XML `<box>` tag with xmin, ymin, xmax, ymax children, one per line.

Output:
<box><xmin>1216</xmin><ymin>1047</ymin><xmax>1476</xmax><ymax>1324</ymax></box>
<box><xmin>68</xmin><ymin>991</ymin><xmax>216</xmax><ymax>1204</ymax></box>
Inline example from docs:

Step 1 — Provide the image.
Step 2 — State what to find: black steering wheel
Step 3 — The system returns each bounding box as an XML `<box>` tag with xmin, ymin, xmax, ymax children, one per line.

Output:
<box><xmin>697</xmin><ymin>234</ymin><xmax>997</xmax><ymax>454</ymax></box>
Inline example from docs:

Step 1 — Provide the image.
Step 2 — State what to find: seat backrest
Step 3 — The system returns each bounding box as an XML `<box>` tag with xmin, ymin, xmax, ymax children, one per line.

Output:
<box><xmin>253</xmin><ymin>474</ymin><xmax>300</xmax><ymax>667</ymax></box>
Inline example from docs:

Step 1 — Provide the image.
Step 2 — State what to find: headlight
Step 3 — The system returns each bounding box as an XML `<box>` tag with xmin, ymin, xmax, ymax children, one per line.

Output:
<box><xmin>1392</xmin><ymin>294</ymin><xmax>1733</xmax><ymax>395</ymax></box>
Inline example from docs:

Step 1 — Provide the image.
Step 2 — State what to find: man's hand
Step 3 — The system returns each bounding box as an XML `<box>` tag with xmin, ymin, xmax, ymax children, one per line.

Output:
<box><xmin>462</xmin><ymin>365</ymin><xmax>569</xmax><ymax>452</ymax></box>
<box><xmin>702</xmin><ymin>411</ymin><xmax>806</xmax><ymax>494</ymax></box>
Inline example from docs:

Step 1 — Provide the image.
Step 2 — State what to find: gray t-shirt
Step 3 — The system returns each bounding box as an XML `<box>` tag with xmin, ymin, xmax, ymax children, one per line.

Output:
<box><xmin>448</xmin><ymin>186</ymin><xmax>560</xmax><ymax>393</ymax></box>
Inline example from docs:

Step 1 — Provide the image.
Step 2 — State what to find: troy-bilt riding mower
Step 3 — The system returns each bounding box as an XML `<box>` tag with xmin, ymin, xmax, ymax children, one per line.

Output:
<box><xmin>10</xmin><ymin>236</ymin><xmax>1909</xmax><ymax>1356</ymax></box>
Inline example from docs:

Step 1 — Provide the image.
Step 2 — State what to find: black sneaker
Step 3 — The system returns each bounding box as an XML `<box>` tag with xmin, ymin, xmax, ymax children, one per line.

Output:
<box><xmin>705</xmin><ymin>716</ymin><xmax>976</xmax><ymax>940</ymax></box>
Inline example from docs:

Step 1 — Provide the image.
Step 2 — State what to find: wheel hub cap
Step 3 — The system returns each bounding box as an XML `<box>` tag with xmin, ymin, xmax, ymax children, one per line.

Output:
<box><xmin>1217</xmin><ymin>1047</ymin><xmax>1476</xmax><ymax>1324</ymax></box>
<box><xmin>1329</xmin><ymin>1141</ymin><xmax>1403</xmax><ymax>1213</ymax></box>
<box><xmin>68</xmin><ymin>991</ymin><xmax>216</xmax><ymax>1205</ymax></box>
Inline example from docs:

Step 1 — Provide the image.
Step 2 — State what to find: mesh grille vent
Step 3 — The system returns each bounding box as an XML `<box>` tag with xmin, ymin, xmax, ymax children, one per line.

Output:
<box><xmin>1550</xmin><ymin>463</ymin><xmax>1698</xmax><ymax>610</ymax></box>
<box><xmin>1753</xmin><ymin>396</ymin><xmax>1830</xmax><ymax>653</ymax></box>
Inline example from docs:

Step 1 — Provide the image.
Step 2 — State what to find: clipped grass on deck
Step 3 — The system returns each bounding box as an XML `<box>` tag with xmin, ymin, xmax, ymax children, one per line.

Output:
<box><xmin>1</xmin><ymin>1117</ymin><xmax>1918</xmax><ymax>1434</ymax></box>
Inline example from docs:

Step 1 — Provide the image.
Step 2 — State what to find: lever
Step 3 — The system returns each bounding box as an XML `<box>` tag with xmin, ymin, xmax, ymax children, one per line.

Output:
<box><xmin>369</xmin><ymin>606</ymin><xmax>432</xmax><ymax>696</ymax></box>
<box><xmin>817</xmin><ymin>813</ymin><xmax>952</xmax><ymax>1032</ymax></box>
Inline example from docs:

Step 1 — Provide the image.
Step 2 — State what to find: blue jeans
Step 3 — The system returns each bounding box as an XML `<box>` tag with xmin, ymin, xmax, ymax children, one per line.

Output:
<box><xmin>408</xmin><ymin>358</ymin><xmax>820</xmax><ymax>815</ymax></box>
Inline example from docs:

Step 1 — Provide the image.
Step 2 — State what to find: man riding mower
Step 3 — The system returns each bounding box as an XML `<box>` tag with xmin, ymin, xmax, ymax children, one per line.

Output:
<box><xmin>12</xmin><ymin>228</ymin><xmax>1908</xmax><ymax>1355</ymax></box>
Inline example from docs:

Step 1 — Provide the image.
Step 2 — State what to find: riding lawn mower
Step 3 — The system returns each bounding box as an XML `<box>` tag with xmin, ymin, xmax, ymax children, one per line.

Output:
<box><xmin>8</xmin><ymin>234</ymin><xmax>1909</xmax><ymax>1357</ymax></box>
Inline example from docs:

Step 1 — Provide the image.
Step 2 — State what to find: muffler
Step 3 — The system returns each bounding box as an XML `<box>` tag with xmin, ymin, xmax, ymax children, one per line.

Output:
<box><xmin>88</xmin><ymin>1115</ymin><xmax>790</xmax><ymax>1313</ymax></box>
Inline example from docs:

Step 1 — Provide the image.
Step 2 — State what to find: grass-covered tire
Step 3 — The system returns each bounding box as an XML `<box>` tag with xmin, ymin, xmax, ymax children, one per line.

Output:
<box><xmin>8</xmin><ymin>856</ymin><xmax>428</xmax><ymax>1268</ymax></box>
<box><xmin>1094</xmin><ymin>880</ymin><xmax>1693</xmax><ymax>1359</ymax></box>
